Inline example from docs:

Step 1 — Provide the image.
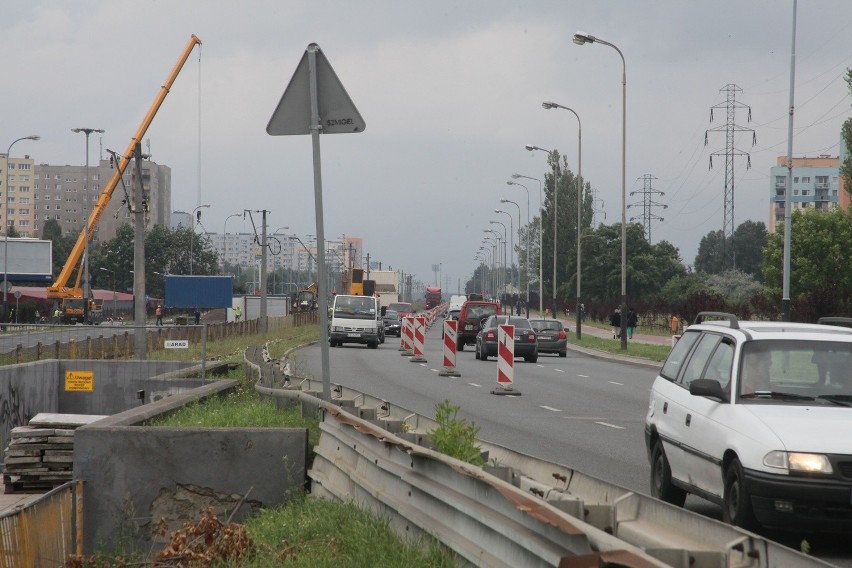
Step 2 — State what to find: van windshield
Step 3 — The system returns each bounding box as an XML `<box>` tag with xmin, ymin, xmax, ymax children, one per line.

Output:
<box><xmin>334</xmin><ymin>297</ymin><xmax>377</xmax><ymax>319</ymax></box>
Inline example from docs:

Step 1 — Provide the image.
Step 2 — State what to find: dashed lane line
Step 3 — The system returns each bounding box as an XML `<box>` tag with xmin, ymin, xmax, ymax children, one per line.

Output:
<box><xmin>608</xmin><ymin>381</ymin><xmax>623</xmax><ymax>385</ymax></box>
<box><xmin>554</xmin><ymin>369</ymin><xmax>565</xmax><ymax>373</ymax></box>
<box><xmin>468</xmin><ymin>383</ymin><xmax>482</xmax><ymax>388</ymax></box>
<box><xmin>577</xmin><ymin>374</ymin><xmax>589</xmax><ymax>378</ymax></box>
<box><xmin>595</xmin><ymin>421</ymin><xmax>624</xmax><ymax>429</ymax></box>
<box><xmin>540</xmin><ymin>405</ymin><xmax>562</xmax><ymax>412</ymax></box>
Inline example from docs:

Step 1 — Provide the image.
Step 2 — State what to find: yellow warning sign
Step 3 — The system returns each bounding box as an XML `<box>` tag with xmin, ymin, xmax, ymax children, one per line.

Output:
<box><xmin>65</xmin><ymin>371</ymin><xmax>94</xmax><ymax>392</ymax></box>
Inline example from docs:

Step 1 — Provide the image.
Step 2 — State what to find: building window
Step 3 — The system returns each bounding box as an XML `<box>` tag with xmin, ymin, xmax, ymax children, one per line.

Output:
<box><xmin>19</xmin><ymin>209</ymin><xmax>28</xmax><ymax>215</ymax></box>
<box><xmin>801</xmin><ymin>190</ymin><xmax>810</xmax><ymax>196</ymax></box>
<box><xmin>44</xmin><ymin>215</ymin><xmax>50</xmax><ymax>220</ymax></box>
<box><xmin>19</xmin><ymin>164</ymin><xmax>30</xmax><ymax>171</ymax></box>
<box><xmin>54</xmin><ymin>175</ymin><xmax>61</xmax><ymax>180</ymax></box>
<box><xmin>20</xmin><ymin>175</ymin><xmax>29</xmax><ymax>182</ymax></box>
<box><xmin>18</xmin><ymin>220</ymin><xmax>28</xmax><ymax>227</ymax></box>
<box><xmin>19</xmin><ymin>186</ymin><xmax>29</xmax><ymax>193</ymax></box>
<box><xmin>802</xmin><ymin>177</ymin><xmax>810</xmax><ymax>183</ymax></box>
<box><xmin>55</xmin><ymin>184</ymin><xmax>62</xmax><ymax>191</ymax></box>
<box><xmin>794</xmin><ymin>177</ymin><xmax>799</xmax><ymax>183</ymax></box>
<box><xmin>793</xmin><ymin>190</ymin><xmax>799</xmax><ymax>196</ymax></box>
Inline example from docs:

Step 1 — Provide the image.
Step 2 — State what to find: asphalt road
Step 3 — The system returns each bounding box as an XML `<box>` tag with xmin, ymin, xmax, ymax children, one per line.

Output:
<box><xmin>295</xmin><ymin>321</ymin><xmax>851</xmax><ymax>566</ymax></box>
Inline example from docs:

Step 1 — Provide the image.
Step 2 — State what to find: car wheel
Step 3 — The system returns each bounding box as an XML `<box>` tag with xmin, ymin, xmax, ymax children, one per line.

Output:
<box><xmin>480</xmin><ymin>343</ymin><xmax>488</xmax><ymax>361</ymax></box>
<box><xmin>457</xmin><ymin>339</ymin><xmax>464</xmax><ymax>352</ymax></box>
<box><xmin>650</xmin><ymin>441</ymin><xmax>687</xmax><ymax>507</ymax></box>
<box><xmin>723</xmin><ymin>458</ymin><xmax>758</xmax><ymax>530</ymax></box>
<box><xmin>525</xmin><ymin>353</ymin><xmax>538</xmax><ymax>363</ymax></box>
<box><xmin>558</xmin><ymin>350</ymin><xmax>567</xmax><ymax>358</ymax></box>
<box><xmin>367</xmin><ymin>341</ymin><xmax>378</xmax><ymax>349</ymax></box>
<box><xmin>474</xmin><ymin>341</ymin><xmax>481</xmax><ymax>360</ymax></box>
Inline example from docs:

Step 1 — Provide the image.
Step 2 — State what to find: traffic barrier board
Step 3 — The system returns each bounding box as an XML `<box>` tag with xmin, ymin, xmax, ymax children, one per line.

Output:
<box><xmin>491</xmin><ymin>324</ymin><xmax>521</xmax><ymax>396</ymax></box>
<box><xmin>439</xmin><ymin>319</ymin><xmax>460</xmax><ymax>377</ymax></box>
<box><xmin>410</xmin><ymin>316</ymin><xmax>427</xmax><ymax>362</ymax></box>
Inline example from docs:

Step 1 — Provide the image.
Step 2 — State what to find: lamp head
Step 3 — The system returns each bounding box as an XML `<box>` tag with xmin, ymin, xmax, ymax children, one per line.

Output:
<box><xmin>524</xmin><ymin>144</ymin><xmax>535</xmax><ymax>152</ymax></box>
<box><xmin>573</xmin><ymin>31</ymin><xmax>594</xmax><ymax>45</ymax></box>
<box><xmin>500</xmin><ymin>199</ymin><xmax>508</xmax><ymax>203</ymax></box>
<box><xmin>542</xmin><ymin>102</ymin><xmax>556</xmax><ymax>109</ymax></box>
<box><xmin>29</xmin><ymin>135</ymin><xmax>41</xmax><ymax>141</ymax></box>
<box><xmin>511</xmin><ymin>173</ymin><xmax>521</xmax><ymax>179</ymax></box>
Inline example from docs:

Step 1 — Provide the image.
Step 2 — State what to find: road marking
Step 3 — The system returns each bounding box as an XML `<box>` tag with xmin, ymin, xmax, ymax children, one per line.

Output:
<box><xmin>540</xmin><ymin>405</ymin><xmax>562</xmax><ymax>412</ymax></box>
<box><xmin>537</xmin><ymin>364</ymin><xmax>544</xmax><ymax>368</ymax></box>
<box><xmin>577</xmin><ymin>374</ymin><xmax>589</xmax><ymax>378</ymax></box>
<box><xmin>420</xmin><ymin>363</ymin><xmax>428</xmax><ymax>367</ymax></box>
<box><xmin>608</xmin><ymin>381</ymin><xmax>623</xmax><ymax>385</ymax></box>
<box><xmin>468</xmin><ymin>382</ymin><xmax>482</xmax><ymax>388</ymax></box>
<box><xmin>430</xmin><ymin>368</ymin><xmax>439</xmax><ymax>373</ymax></box>
<box><xmin>595</xmin><ymin>421</ymin><xmax>624</xmax><ymax>430</ymax></box>
<box><xmin>554</xmin><ymin>369</ymin><xmax>565</xmax><ymax>373</ymax></box>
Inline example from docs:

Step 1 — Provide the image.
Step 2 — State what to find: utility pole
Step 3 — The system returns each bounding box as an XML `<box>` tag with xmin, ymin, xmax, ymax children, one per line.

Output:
<box><xmin>705</xmin><ymin>84</ymin><xmax>755</xmax><ymax>269</ymax></box>
<box><xmin>132</xmin><ymin>143</ymin><xmax>147</xmax><ymax>359</ymax></box>
<box><xmin>260</xmin><ymin>210</ymin><xmax>268</xmax><ymax>333</ymax></box>
<box><xmin>628</xmin><ymin>174</ymin><xmax>666</xmax><ymax>244</ymax></box>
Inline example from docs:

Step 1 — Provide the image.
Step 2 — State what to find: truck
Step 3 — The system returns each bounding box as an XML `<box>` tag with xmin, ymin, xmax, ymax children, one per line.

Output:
<box><xmin>292</xmin><ymin>282</ymin><xmax>318</xmax><ymax>312</ymax></box>
<box><xmin>329</xmin><ymin>294</ymin><xmax>381</xmax><ymax>349</ymax></box>
<box><xmin>368</xmin><ymin>269</ymin><xmax>400</xmax><ymax>305</ymax></box>
<box><xmin>46</xmin><ymin>35</ymin><xmax>202</xmax><ymax>324</ymax></box>
<box><xmin>425</xmin><ymin>287</ymin><xmax>442</xmax><ymax>310</ymax></box>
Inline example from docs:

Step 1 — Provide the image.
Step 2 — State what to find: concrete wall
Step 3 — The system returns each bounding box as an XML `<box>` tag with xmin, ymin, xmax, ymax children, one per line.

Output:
<box><xmin>74</xmin><ymin>380</ymin><xmax>308</xmax><ymax>556</ymax></box>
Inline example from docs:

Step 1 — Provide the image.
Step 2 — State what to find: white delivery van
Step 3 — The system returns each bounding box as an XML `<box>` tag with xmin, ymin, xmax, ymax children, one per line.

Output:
<box><xmin>329</xmin><ymin>294</ymin><xmax>380</xmax><ymax>349</ymax></box>
<box><xmin>449</xmin><ymin>295</ymin><xmax>467</xmax><ymax>312</ymax></box>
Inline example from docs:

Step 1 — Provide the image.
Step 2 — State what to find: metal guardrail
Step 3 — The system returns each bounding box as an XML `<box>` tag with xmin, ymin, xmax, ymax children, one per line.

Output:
<box><xmin>0</xmin><ymin>481</ymin><xmax>82</xmax><ymax>568</ymax></box>
<box><xmin>248</xmin><ymin>344</ymin><xmax>835</xmax><ymax>568</ymax></box>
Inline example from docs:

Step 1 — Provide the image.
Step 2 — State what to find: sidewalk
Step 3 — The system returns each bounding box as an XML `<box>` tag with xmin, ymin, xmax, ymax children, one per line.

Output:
<box><xmin>527</xmin><ymin>311</ymin><xmax>673</xmax><ymax>346</ymax></box>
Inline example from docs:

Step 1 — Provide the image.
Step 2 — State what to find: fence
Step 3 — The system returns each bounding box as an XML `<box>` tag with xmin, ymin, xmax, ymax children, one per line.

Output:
<box><xmin>0</xmin><ymin>481</ymin><xmax>82</xmax><ymax>568</ymax></box>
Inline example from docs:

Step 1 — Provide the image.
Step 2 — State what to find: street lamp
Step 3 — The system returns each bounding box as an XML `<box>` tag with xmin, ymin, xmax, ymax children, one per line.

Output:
<box><xmin>499</xmin><ymin>200</ymin><xmax>521</xmax><ymax>292</ymax></box>
<box><xmin>482</xmin><ymin>234</ymin><xmax>499</xmax><ymax>294</ymax></box>
<box><xmin>542</xmin><ymin>101</ymin><xmax>583</xmax><ymax>339</ymax></box>
<box><xmin>494</xmin><ymin>209</ymin><xmax>514</xmax><ymax>293</ymax></box>
<box><xmin>222</xmin><ymin>213</ymin><xmax>242</xmax><ymax>275</ymax></box>
<box><xmin>526</xmin><ymin>145</ymin><xmax>559</xmax><ymax>317</ymax></box>
<box><xmin>72</xmin><ymin>128</ymin><xmax>104</xmax><ymax>323</ymax></box>
<box><xmin>505</xmin><ymin>183</ymin><xmax>530</xmax><ymax>312</ymax></box>
<box><xmin>189</xmin><ymin>204</ymin><xmax>210</xmax><ymax>275</ymax></box>
<box><xmin>99</xmin><ymin>267</ymin><xmax>116</xmax><ymax>318</ymax></box>
<box><xmin>511</xmin><ymin>174</ymin><xmax>542</xmax><ymax>313</ymax></box>
<box><xmin>488</xmin><ymin>221</ymin><xmax>507</xmax><ymax>296</ymax></box>
<box><xmin>3</xmin><ymin>135</ymin><xmax>40</xmax><ymax>321</ymax></box>
<box><xmin>574</xmin><ymin>30</ymin><xmax>627</xmax><ymax>350</ymax></box>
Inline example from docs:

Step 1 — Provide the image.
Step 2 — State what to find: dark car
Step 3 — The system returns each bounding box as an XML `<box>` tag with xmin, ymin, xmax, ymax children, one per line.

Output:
<box><xmin>475</xmin><ymin>315</ymin><xmax>538</xmax><ymax>362</ymax></box>
<box><xmin>382</xmin><ymin>309</ymin><xmax>402</xmax><ymax>337</ymax></box>
<box><xmin>530</xmin><ymin>319</ymin><xmax>567</xmax><ymax>357</ymax></box>
<box><xmin>456</xmin><ymin>301</ymin><xmax>501</xmax><ymax>350</ymax></box>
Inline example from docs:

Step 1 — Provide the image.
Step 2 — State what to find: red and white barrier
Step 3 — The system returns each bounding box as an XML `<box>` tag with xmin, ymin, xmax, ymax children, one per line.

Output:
<box><xmin>491</xmin><ymin>324</ymin><xmax>521</xmax><ymax>396</ymax></box>
<box><xmin>400</xmin><ymin>316</ymin><xmax>415</xmax><ymax>356</ymax></box>
<box><xmin>439</xmin><ymin>319</ymin><xmax>461</xmax><ymax>377</ymax></box>
<box><xmin>410</xmin><ymin>316</ymin><xmax>427</xmax><ymax>362</ymax></box>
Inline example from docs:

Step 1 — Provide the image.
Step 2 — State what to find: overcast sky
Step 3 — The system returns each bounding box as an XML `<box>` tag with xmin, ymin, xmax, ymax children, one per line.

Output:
<box><xmin>3</xmin><ymin>1</ymin><xmax>850</xmax><ymax>293</ymax></box>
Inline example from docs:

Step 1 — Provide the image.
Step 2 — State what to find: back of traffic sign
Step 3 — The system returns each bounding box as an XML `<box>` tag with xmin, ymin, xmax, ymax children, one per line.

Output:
<box><xmin>266</xmin><ymin>43</ymin><xmax>365</xmax><ymax>136</ymax></box>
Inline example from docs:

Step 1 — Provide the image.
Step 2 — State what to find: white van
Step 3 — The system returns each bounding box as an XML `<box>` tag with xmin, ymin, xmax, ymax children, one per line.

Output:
<box><xmin>329</xmin><ymin>294</ymin><xmax>380</xmax><ymax>349</ymax></box>
<box><xmin>448</xmin><ymin>295</ymin><xmax>466</xmax><ymax>312</ymax></box>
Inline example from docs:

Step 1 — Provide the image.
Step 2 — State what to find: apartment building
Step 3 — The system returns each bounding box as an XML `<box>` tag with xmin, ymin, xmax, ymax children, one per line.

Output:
<box><xmin>0</xmin><ymin>152</ymin><xmax>37</xmax><ymax>236</ymax></box>
<box><xmin>31</xmin><ymin>158</ymin><xmax>171</xmax><ymax>242</ymax></box>
<box><xmin>768</xmin><ymin>155</ymin><xmax>841</xmax><ymax>233</ymax></box>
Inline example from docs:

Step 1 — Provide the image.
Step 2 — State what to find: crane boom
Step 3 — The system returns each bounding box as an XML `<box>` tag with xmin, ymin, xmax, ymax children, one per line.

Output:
<box><xmin>47</xmin><ymin>35</ymin><xmax>202</xmax><ymax>322</ymax></box>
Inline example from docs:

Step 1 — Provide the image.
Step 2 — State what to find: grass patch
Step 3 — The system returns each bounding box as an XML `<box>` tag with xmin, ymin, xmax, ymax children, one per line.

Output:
<box><xmin>243</xmin><ymin>494</ymin><xmax>456</xmax><ymax>567</ymax></box>
<box><xmin>565</xmin><ymin>332</ymin><xmax>671</xmax><ymax>362</ymax></box>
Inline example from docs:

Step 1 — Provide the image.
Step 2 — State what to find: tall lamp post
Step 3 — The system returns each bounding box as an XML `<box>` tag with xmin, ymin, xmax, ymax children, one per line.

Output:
<box><xmin>222</xmin><ymin>213</ymin><xmax>242</xmax><ymax>275</ymax></box>
<box><xmin>72</xmin><ymin>128</ymin><xmax>104</xmax><ymax>323</ymax></box>
<box><xmin>498</xmin><ymin>199</ymin><xmax>521</xmax><ymax>292</ymax></box>
<box><xmin>511</xmin><ymin>174</ymin><xmax>542</xmax><ymax>314</ymax></box>
<box><xmin>3</xmin><ymin>135</ymin><xmax>40</xmax><ymax>321</ymax></box>
<box><xmin>505</xmin><ymin>183</ymin><xmax>530</xmax><ymax>313</ymax></box>
<box><xmin>573</xmin><ymin>30</ymin><xmax>627</xmax><ymax>350</ymax></box>
<box><xmin>542</xmin><ymin>101</ymin><xmax>583</xmax><ymax>339</ymax></box>
<box><xmin>99</xmin><ymin>267</ymin><xmax>116</xmax><ymax>318</ymax></box>
<box><xmin>494</xmin><ymin>209</ymin><xmax>514</xmax><ymax>291</ymax></box>
<box><xmin>189</xmin><ymin>204</ymin><xmax>210</xmax><ymax>275</ymax></box>
<box><xmin>526</xmin><ymin>145</ymin><xmax>559</xmax><ymax>318</ymax></box>
<box><xmin>482</xmin><ymin>235</ymin><xmax>498</xmax><ymax>294</ymax></box>
<box><xmin>488</xmin><ymin>221</ymin><xmax>507</xmax><ymax>296</ymax></box>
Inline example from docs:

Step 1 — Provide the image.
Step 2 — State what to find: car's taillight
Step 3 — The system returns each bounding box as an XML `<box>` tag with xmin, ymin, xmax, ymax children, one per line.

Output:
<box><xmin>527</xmin><ymin>331</ymin><xmax>536</xmax><ymax>341</ymax></box>
<box><xmin>486</xmin><ymin>330</ymin><xmax>495</xmax><ymax>340</ymax></box>
<box><xmin>559</xmin><ymin>330</ymin><xmax>566</xmax><ymax>339</ymax></box>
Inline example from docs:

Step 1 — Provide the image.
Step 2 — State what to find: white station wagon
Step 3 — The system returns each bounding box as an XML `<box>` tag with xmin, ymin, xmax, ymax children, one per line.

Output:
<box><xmin>644</xmin><ymin>312</ymin><xmax>852</xmax><ymax>532</ymax></box>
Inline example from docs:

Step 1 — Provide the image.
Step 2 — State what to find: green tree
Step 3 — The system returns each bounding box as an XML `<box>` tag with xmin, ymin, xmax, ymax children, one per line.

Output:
<box><xmin>694</xmin><ymin>221</ymin><xmax>768</xmax><ymax>279</ymax></box>
<box><xmin>694</xmin><ymin>230</ymin><xmax>726</xmax><ymax>274</ymax></box>
<box><xmin>763</xmin><ymin>209</ymin><xmax>852</xmax><ymax>301</ymax></box>
<box><xmin>705</xmin><ymin>270</ymin><xmax>764</xmax><ymax>309</ymax></box>
<box><xmin>6</xmin><ymin>225</ymin><xmax>20</xmax><ymax>238</ymax></box>
<box><xmin>41</xmin><ymin>219</ymin><xmax>77</xmax><ymax>281</ymax></box>
<box><xmin>840</xmin><ymin>68</ymin><xmax>852</xmax><ymax>195</ymax></box>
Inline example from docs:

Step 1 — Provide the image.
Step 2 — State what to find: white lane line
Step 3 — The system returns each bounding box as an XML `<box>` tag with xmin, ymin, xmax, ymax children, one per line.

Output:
<box><xmin>540</xmin><ymin>405</ymin><xmax>562</xmax><ymax>412</ymax></box>
<box><xmin>608</xmin><ymin>381</ymin><xmax>623</xmax><ymax>386</ymax></box>
<box><xmin>468</xmin><ymin>383</ymin><xmax>482</xmax><ymax>388</ymax></box>
<box><xmin>595</xmin><ymin>421</ymin><xmax>624</xmax><ymax>430</ymax></box>
<box><xmin>577</xmin><ymin>374</ymin><xmax>589</xmax><ymax>378</ymax></box>
<box><xmin>554</xmin><ymin>369</ymin><xmax>565</xmax><ymax>373</ymax></box>
<box><xmin>537</xmin><ymin>364</ymin><xmax>545</xmax><ymax>368</ymax></box>
<box><xmin>430</xmin><ymin>368</ymin><xmax>439</xmax><ymax>373</ymax></box>
<box><xmin>420</xmin><ymin>363</ymin><xmax>428</xmax><ymax>367</ymax></box>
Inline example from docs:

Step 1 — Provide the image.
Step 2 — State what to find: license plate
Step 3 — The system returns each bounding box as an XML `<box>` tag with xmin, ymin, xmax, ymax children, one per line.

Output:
<box><xmin>347</xmin><ymin>333</ymin><xmax>360</xmax><ymax>338</ymax></box>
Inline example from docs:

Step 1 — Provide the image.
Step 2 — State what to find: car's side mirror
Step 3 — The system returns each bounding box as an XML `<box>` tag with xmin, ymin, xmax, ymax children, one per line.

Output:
<box><xmin>689</xmin><ymin>379</ymin><xmax>728</xmax><ymax>402</ymax></box>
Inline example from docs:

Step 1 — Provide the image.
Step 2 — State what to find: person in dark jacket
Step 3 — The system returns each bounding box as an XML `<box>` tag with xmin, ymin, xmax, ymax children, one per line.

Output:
<box><xmin>626</xmin><ymin>308</ymin><xmax>638</xmax><ymax>339</ymax></box>
<box><xmin>609</xmin><ymin>309</ymin><xmax>621</xmax><ymax>339</ymax></box>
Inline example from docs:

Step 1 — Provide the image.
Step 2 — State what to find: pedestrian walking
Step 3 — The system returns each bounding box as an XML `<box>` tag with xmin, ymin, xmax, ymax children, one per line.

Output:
<box><xmin>609</xmin><ymin>308</ymin><xmax>621</xmax><ymax>339</ymax></box>
<box><xmin>155</xmin><ymin>305</ymin><xmax>163</xmax><ymax>326</ymax></box>
<box><xmin>194</xmin><ymin>309</ymin><xmax>201</xmax><ymax>325</ymax></box>
<box><xmin>53</xmin><ymin>306</ymin><xmax>61</xmax><ymax>324</ymax></box>
<box><xmin>626</xmin><ymin>308</ymin><xmax>638</xmax><ymax>339</ymax></box>
<box><xmin>235</xmin><ymin>305</ymin><xmax>242</xmax><ymax>321</ymax></box>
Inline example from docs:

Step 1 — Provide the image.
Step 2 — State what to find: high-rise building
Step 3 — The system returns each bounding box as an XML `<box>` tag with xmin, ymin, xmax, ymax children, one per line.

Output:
<box><xmin>33</xmin><ymin>158</ymin><xmax>171</xmax><ymax>242</ymax></box>
<box><xmin>0</xmin><ymin>152</ymin><xmax>37</xmax><ymax>236</ymax></box>
<box><xmin>768</xmin><ymin>155</ymin><xmax>840</xmax><ymax>233</ymax></box>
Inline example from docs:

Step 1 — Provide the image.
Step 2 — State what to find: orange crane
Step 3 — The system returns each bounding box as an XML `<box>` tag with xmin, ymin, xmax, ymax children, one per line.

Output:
<box><xmin>47</xmin><ymin>35</ymin><xmax>202</xmax><ymax>324</ymax></box>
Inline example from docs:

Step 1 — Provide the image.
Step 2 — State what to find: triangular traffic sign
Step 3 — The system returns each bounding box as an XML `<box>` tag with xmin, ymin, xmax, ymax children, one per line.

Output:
<box><xmin>267</xmin><ymin>43</ymin><xmax>365</xmax><ymax>136</ymax></box>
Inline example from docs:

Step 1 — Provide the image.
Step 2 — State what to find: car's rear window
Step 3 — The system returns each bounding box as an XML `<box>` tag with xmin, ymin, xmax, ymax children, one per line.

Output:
<box><xmin>531</xmin><ymin>320</ymin><xmax>562</xmax><ymax>332</ymax></box>
<box><xmin>465</xmin><ymin>304</ymin><xmax>497</xmax><ymax>320</ymax></box>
